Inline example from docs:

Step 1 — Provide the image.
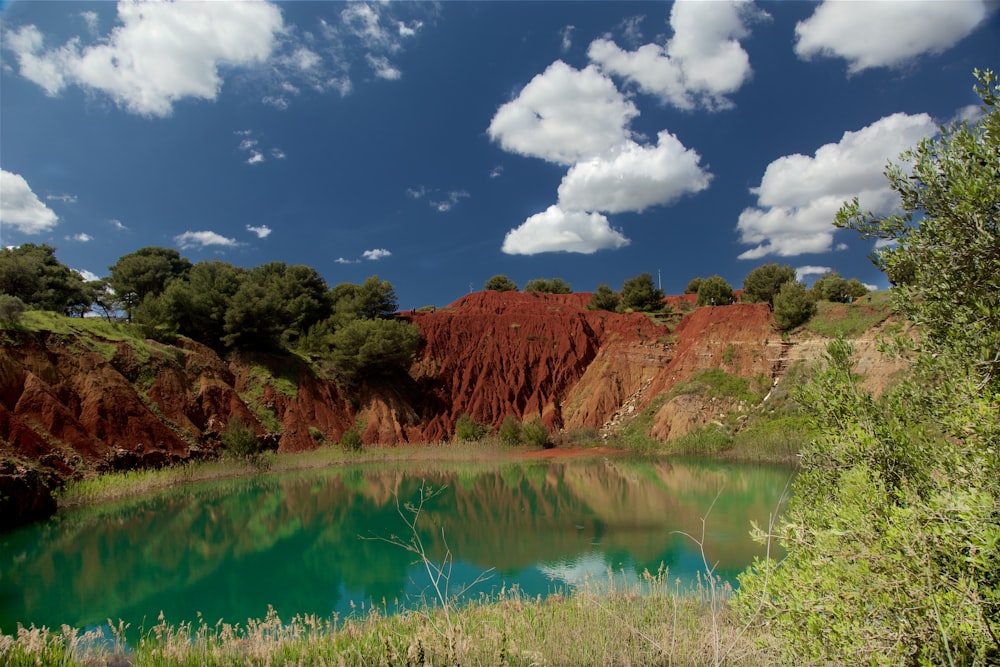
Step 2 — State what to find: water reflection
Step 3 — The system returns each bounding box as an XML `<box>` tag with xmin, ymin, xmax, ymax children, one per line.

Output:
<box><xmin>0</xmin><ymin>456</ymin><xmax>791</xmax><ymax>632</ymax></box>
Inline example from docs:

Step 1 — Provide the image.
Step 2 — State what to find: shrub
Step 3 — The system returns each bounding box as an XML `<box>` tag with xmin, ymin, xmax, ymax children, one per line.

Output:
<box><xmin>741</xmin><ymin>263</ymin><xmax>796</xmax><ymax>306</ymax></box>
<box><xmin>521</xmin><ymin>418</ymin><xmax>552</xmax><ymax>449</ymax></box>
<box><xmin>696</xmin><ymin>275</ymin><xmax>733</xmax><ymax>306</ymax></box>
<box><xmin>484</xmin><ymin>274</ymin><xmax>518</xmax><ymax>292</ymax></box>
<box><xmin>497</xmin><ymin>415</ymin><xmax>522</xmax><ymax>445</ymax></box>
<box><xmin>619</xmin><ymin>273</ymin><xmax>664</xmax><ymax>312</ymax></box>
<box><xmin>684</xmin><ymin>277</ymin><xmax>703</xmax><ymax>294</ymax></box>
<box><xmin>524</xmin><ymin>277</ymin><xmax>572</xmax><ymax>294</ymax></box>
<box><xmin>220</xmin><ymin>417</ymin><xmax>261</xmax><ymax>458</ymax></box>
<box><xmin>454</xmin><ymin>413</ymin><xmax>490</xmax><ymax>441</ymax></box>
<box><xmin>0</xmin><ymin>294</ymin><xmax>26</xmax><ymax>324</ymax></box>
<box><xmin>340</xmin><ymin>428</ymin><xmax>363</xmax><ymax>451</ymax></box>
<box><xmin>589</xmin><ymin>283</ymin><xmax>620</xmax><ymax>311</ymax></box>
<box><xmin>772</xmin><ymin>281</ymin><xmax>816</xmax><ymax>329</ymax></box>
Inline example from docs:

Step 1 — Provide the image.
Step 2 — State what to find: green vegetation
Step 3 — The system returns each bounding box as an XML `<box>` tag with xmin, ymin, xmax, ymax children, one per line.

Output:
<box><xmin>454</xmin><ymin>413</ymin><xmax>490</xmax><ymax>441</ymax></box>
<box><xmin>619</xmin><ymin>272</ymin><xmax>664</xmax><ymax>312</ymax></box>
<box><xmin>588</xmin><ymin>282</ymin><xmax>620</xmax><ymax>311</ymax></box>
<box><xmin>0</xmin><ymin>243</ymin><xmax>94</xmax><ymax>316</ymax></box>
<box><xmin>220</xmin><ymin>417</ymin><xmax>263</xmax><ymax>459</ymax></box>
<box><xmin>771</xmin><ymin>280</ymin><xmax>816</xmax><ymax>330</ymax></box>
<box><xmin>803</xmin><ymin>290</ymin><xmax>894</xmax><ymax>337</ymax></box>
<box><xmin>340</xmin><ymin>428</ymin><xmax>363</xmax><ymax>451</ymax></box>
<box><xmin>524</xmin><ymin>277</ymin><xmax>572</xmax><ymax>294</ymax></box>
<box><xmin>684</xmin><ymin>277</ymin><xmax>702</xmax><ymax>294</ymax></box>
<box><xmin>737</xmin><ymin>69</ymin><xmax>1000</xmax><ymax>665</ymax></box>
<box><xmin>484</xmin><ymin>274</ymin><xmax>518</xmax><ymax>291</ymax></box>
<box><xmin>741</xmin><ymin>262</ymin><xmax>796</xmax><ymax>306</ymax></box>
<box><xmin>0</xmin><ymin>294</ymin><xmax>26</xmax><ymax>324</ymax></box>
<box><xmin>497</xmin><ymin>415</ymin><xmax>522</xmax><ymax>445</ymax></box>
<box><xmin>520</xmin><ymin>417</ymin><xmax>552</xmax><ymax>448</ymax></box>
<box><xmin>809</xmin><ymin>270</ymin><xmax>869</xmax><ymax>302</ymax></box>
<box><xmin>695</xmin><ymin>274</ymin><xmax>733</xmax><ymax>306</ymax></box>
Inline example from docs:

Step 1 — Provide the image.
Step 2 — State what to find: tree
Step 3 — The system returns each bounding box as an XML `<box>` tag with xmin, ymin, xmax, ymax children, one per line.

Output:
<box><xmin>619</xmin><ymin>273</ymin><xmax>664</xmax><ymax>312</ymax></box>
<box><xmin>332</xmin><ymin>276</ymin><xmax>398</xmax><ymax>323</ymax></box>
<box><xmin>484</xmin><ymin>274</ymin><xmax>518</xmax><ymax>292</ymax></box>
<box><xmin>0</xmin><ymin>295</ymin><xmax>26</xmax><ymax>324</ymax></box>
<box><xmin>108</xmin><ymin>247</ymin><xmax>191</xmax><ymax>321</ymax></box>
<box><xmin>158</xmin><ymin>260</ymin><xmax>246</xmax><ymax>346</ymax></box>
<box><xmin>683</xmin><ymin>277</ymin><xmax>703</xmax><ymax>294</ymax></box>
<box><xmin>589</xmin><ymin>283</ymin><xmax>620</xmax><ymax>311</ymax></box>
<box><xmin>695</xmin><ymin>275</ymin><xmax>732</xmax><ymax>306</ymax></box>
<box><xmin>524</xmin><ymin>277</ymin><xmax>572</xmax><ymax>294</ymax></box>
<box><xmin>771</xmin><ymin>280</ymin><xmax>816</xmax><ymax>329</ymax></box>
<box><xmin>0</xmin><ymin>243</ymin><xmax>91</xmax><ymax>314</ymax></box>
<box><xmin>737</xmin><ymin>69</ymin><xmax>1000</xmax><ymax>665</ymax></box>
<box><xmin>742</xmin><ymin>263</ymin><xmax>796</xmax><ymax>306</ymax></box>
<box><xmin>329</xmin><ymin>318</ymin><xmax>422</xmax><ymax>384</ymax></box>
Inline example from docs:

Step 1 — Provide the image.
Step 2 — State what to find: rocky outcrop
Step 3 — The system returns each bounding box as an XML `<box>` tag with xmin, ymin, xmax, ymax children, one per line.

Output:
<box><xmin>0</xmin><ymin>291</ymin><xmax>902</xmax><ymax>529</ymax></box>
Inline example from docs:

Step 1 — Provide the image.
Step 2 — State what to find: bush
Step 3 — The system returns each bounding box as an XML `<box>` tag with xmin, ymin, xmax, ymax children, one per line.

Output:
<box><xmin>683</xmin><ymin>277</ymin><xmax>703</xmax><ymax>294</ymax></box>
<box><xmin>589</xmin><ymin>283</ymin><xmax>619</xmax><ymax>311</ymax></box>
<box><xmin>524</xmin><ymin>277</ymin><xmax>572</xmax><ymax>294</ymax></box>
<box><xmin>772</xmin><ymin>281</ymin><xmax>817</xmax><ymax>329</ymax></box>
<box><xmin>497</xmin><ymin>415</ymin><xmax>522</xmax><ymax>445</ymax></box>
<box><xmin>484</xmin><ymin>274</ymin><xmax>518</xmax><ymax>292</ymax></box>
<box><xmin>619</xmin><ymin>273</ymin><xmax>664</xmax><ymax>312</ymax></box>
<box><xmin>0</xmin><ymin>294</ymin><xmax>26</xmax><ymax>324</ymax></box>
<box><xmin>340</xmin><ymin>428</ymin><xmax>363</xmax><ymax>451</ymax></box>
<box><xmin>220</xmin><ymin>417</ymin><xmax>261</xmax><ymax>458</ymax></box>
<box><xmin>454</xmin><ymin>413</ymin><xmax>490</xmax><ymax>441</ymax></box>
<box><xmin>742</xmin><ymin>263</ymin><xmax>796</xmax><ymax>306</ymax></box>
<box><xmin>521</xmin><ymin>418</ymin><xmax>552</xmax><ymax>449</ymax></box>
<box><xmin>695</xmin><ymin>275</ymin><xmax>734</xmax><ymax>306</ymax></box>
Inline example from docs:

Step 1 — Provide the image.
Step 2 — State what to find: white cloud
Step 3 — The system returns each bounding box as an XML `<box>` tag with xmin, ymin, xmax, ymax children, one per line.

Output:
<box><xmin>737</xmin><ymin>112</ymin><xmax>937</xmax><ymax>259</ymax></box>
<box><xmin>0</xmin><ymin>169</ymin><xmax>59</xmax><ymax>234</ymax></box>
<box><xmin>334</xmin><ymin>257</ymin><xmax>359</xmax><ymax>264</ymax></box>
<box><xmin>487</xmin><ymin>61</ymin><xmax>638</xmax><ymax>165</ymax></box>
<box><xmin>362</xmin><ymin>248</ymin><xmax>391</xmax><ymax>261</ymax></box>
<box><xmin>5</xmin><ymin>0</ymin><xmax>284</xmax><ymax>117</ymax></box>
<box><xmin>489</xmin><ymin>165</ymin><xmax>503</xmax><ymax>179</ymax></box>
<box><xmin>874</xmin><ymin>238</ymin><xmax>898</xmax><ymax>249</ymax></box>
<box><xmin>66</xmin><ymin>232</ymin><xmax>93</xmax><ymax>242</ymax></box>
<box><xmin>560</xmin><ymin>25</ymin><xmax>575</xmax><ymax>53</ymax></box>
<box><xmin>558</xmin><ymin>131</ymin><xmax>711</xmax><ymax>214</ymax></box>
<box><xmin>47</xmin><ymin>193</ymin><xmax>78</xmax><ymax>204</ymax></box>
<box><xmin>108</xmin><ymin>218</ymin><xmax>127</xmax><ymax>231</ymax></box>
<box><xmin>502</xmin><ymin>205</ymin><xmax>630</xmax><ymax>255</ymax></box>
<box><xmin>588</xmin><ymin>0</ymin><xmax>766</xmax><ymax>111</ymax></box>
<box><xmin>795</xmin><ymin>0</ymin><xmax>989</xmax><ymax>72</ymax></box>
<box><xmin>80</xmin><ymin>11</ymin><xmax>99</xmax><ymax>34</ymax></box>
<box><xmin>430</xmin><ymin>191</ymin><xmax>470</xmax><ymax>213</ymax></box>
<box><xmin>270</xmin><ymin>148</ymin><xmax>286</xmax><ymax>160</ymax></box>
<box><xmin>366</xmin><ymin>53</ymin><xmax>401</xmax><ymax>80</ymax></box>
<box><xmin>175</xmin><ymin>230</ymin><xmax>240</xmax><ymax>250</ymax></box>
<box><xmin>246</xmin><ymin>224</ymin><xmax>272</xmax><ymax>239</ymax></box>
<box><xmin>406</xmin><ymin>186</ymin><xmax>428</xmax><ymax>199</ymax></box>
<box><xmin>246</xmin><ymin>151</ymin><xmax>265</xmax><ymax>165</ymax></box>
<box><xmin>74</xmin><ymin>268</ymin><xmax>100</xmax><ymax>282</ymax></box>
<box><xmin>795</xmin><ymin>265</ymin><xmax>832</xmax><ymax>282</ymax></box>
<box><xmin>951</xmin><ymin>104</ymin><xmax>984</xmax><ymax>126</ymax></box>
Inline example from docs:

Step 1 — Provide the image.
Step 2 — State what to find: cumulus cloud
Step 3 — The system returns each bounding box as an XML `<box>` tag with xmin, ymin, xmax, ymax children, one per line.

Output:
<box><xmin>175</xmin><ymin>230</ymin><xmax>240</xmax><ymax>250</ymax></box>
<box><xmin>558</xmin><ymin>131</ymin><xmax>711</xmax><ymax>213</ymax></box>
<box><xmin>74</xmin><ymin>268</ymin><xmax>100</xmax><ymax>282</ymax></box>
<box><xmin>795</xmin><ymin>0</ymin><xmax>990</xmax><ymax>72</ymax></box>
<box><xmin>560</xmin><ymin>25</ymin><xmax>575</xmax><ymax>53</ymax></box>
<box><xmin>737</xmin><ymin>112</ymin><xmax>937</xmax><ymax>259</ymax></box>
<box><xmin>588</xmin><ymin>0</ymin><xmax>766</xmax><ymax>111</ymax></box>
<box><xmin>66</xmin><ymin>232</ymin><xmax>93</xmax><ymax>242</ymax></box>
<box><xmin>487</xmin><ymin>61</ymin><xmax>638</xmax><ymax>165</ymax></box>
<box><xmin>4</xmin><ymin>0</ymin><xmax>284</xmax><ymax>117</ymax></box>
<box><xmin>362</xmin><ymin>248</ymin><xmax>391</xmax><ymax>261</ymax></box>
<box><xmin>502</xmin><ymin>205</ymin><xmax>630</xmax><ymax>255</ymax></box>
<box><xmin>108</xmin><ymin>218</ymin><xmax>127</xmax><ymax>231</ymax></box>
<box><xmin>795</xmin><ymin>265</ymin><xmax>832</xmax><ymax>282</ymax></box>
<box><xmin>366</xmin><ymin>53</ymin><xmax>401</xmax><ymax>80</ymax></box>
<box><xmin>246</xmin><ymin>224</ymin><xmax>272</xmax><ymax>239</ymax></box>
<box><xmin>1</xmin><ymin>169</ymin><xmax>59</xmax><ymax>234</ymax></box>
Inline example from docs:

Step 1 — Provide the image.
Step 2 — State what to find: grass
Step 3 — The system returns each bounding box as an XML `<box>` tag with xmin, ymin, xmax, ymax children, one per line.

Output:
<box><xmin>804</xmin><ymin>290</ymin><xmax>895</xmax><ymax>338</ymax></box>
<box><xmin>0</xmin><ymin>566</ymin><xmax>775</xmax><ymax>666</ymax></box>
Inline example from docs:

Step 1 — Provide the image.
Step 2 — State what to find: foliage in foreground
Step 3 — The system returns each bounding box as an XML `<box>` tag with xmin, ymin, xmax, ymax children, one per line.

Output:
<box><xmin>0</xmin><ymin>569</ymin><xmax>773</xmax><ymax>667</ymax></box>
<box><xmin>736</xmin><ymin>68</ymin><xmax>1000</xmax><ymax>666</ymax></box>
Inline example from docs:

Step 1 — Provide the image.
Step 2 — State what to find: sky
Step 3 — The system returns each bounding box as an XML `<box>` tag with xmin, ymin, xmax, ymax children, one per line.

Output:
<box><xmin>1</xmin><ymin>1</ymin><xmax>997</xmax><ymax>309</ymax></box>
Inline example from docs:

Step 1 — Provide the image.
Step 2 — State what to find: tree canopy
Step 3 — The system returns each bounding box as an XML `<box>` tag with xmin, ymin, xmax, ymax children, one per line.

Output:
<box><xmin>619</xmin><ymin>273</ymin><xmax>663</xmax><ymax>312</ymax></box>
<box><xmin>741</xmin><ymin>263</ymin><xmax>796</xmax><ymax>306</ymax></box>
<box><xmin>0</xmin><ymin>243</ymin><xmax>92</xmax><ymax>314</ymax></box>
<box><xmin>695</xmin><ymin>275</ymin><xmax>733</xmax><ymax>306</ymax></box>
<box><xmin>108</xmin><ymin>246</ymin><xmax>191</xmax><ymax>321</ymax></box>
<box><xmin>524</xmin><ymin>277</ymin><xmax>572</xmax><ymax>294</ymax></box>
<box><xmin>588</xmin><ymin>283</ymin><xmax>619</xmax><ymax>311</ymax></box>
<box><xmin>484</xmin><ymin>274</ymin><xmax>518</xmax><ymax>292</ymax></box>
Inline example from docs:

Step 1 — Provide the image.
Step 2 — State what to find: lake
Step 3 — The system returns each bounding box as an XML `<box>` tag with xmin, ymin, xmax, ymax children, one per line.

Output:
<box><xmin>0</xmin><ymin>455</ymin><xmax>791</xmax><ymax>633</ymax></box>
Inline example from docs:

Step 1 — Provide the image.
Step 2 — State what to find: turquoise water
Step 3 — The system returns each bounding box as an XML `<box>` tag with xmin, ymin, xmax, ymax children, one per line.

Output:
<box><xmin>0</xmin><ymin>456</ymin><xmax>791</xmax><ymax>632</ymax></box>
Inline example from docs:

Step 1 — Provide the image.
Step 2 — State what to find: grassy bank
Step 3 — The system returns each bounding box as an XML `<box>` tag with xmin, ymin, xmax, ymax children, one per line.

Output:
<box><xmin>1</xmin><ymin>568</ymin><xmax>776</xmax><ymax>666</ymax></box>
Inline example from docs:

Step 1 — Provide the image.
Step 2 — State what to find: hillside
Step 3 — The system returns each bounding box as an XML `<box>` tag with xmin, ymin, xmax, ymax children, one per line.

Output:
<box><xmin>0</xmin><ymin>291</ymin><xmax>899</xmax><ymax>529</ymax></box>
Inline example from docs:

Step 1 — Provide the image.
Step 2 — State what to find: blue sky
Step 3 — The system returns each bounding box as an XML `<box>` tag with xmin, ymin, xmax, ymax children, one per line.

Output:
<box><xmin>1</xmin><ymin>1</ymin><xmax>997</xmax><ymax>309</ymax></box>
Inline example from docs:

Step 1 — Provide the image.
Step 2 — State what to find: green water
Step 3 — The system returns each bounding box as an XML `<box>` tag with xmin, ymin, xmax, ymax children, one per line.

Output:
<box><xmin>0</xmin><ymin>456</ymin><xmax>791</xmax><ymax>633</ymax></box>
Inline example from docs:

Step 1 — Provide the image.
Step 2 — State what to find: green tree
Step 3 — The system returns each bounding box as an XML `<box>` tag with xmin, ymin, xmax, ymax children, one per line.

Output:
<box><xmin>683</xmin><ymin>277</ymin><xmax>703</xmax><ymax>294</ymax></box>
<box><xmin>0</xmin><ymin>243</ymin><xmax>91</xmax><ymax>314</ymax></box>
<box><xmin>619</xmin><ymin>272</ymin><xmax>664</xmax><ymax>312</ymax></box>
<box><xmin>695</xmin><ymin>275</ymin><xmax>733</xmax><ymax>306</ymax></box>
<box><xmin>737</xmin><ymin>69</ymin><xmax>1000</xmax><ymax>665</ymax></box>
<box><xmin>771</xmin><ymin>280</ymin><xmax>816</xmax><ymax>329</ymax></box>
<box><xmin>0</xmin><ymin>294</ymin><xmax>26</xmax><ymax>324</ymax></box>
<box><xmin>329</xmin><ymin>318</ymin><xmax>422</xmax><ymax>384</ymax></box>
<box><xmin>484</xmin><ymin>274</ymin><xmax>518</xmax><ymax>292</ymax></box>
<box><xmin>158</xmin><ymin>260</ymin><xmax>246</xmax><ymax>347</ymax></box>
<box><xmin>108</xmin><ymin>247</ymin><xmax>191</xmax><ymax>321</ymax></box>
<box><xmin>331</xmin><ymin>276</ymin><xmax>398</xmax><ymax>323</ymax></box>
<box><xmin>524</xmin><ymin>277</ymin><xmax>572</xmax><ymax>294</ymax></box>
<box><xmin>844</xmin><ymin>278</ymin><xmax>869</xmax><ymax>299</ymax></box>
<box><xmin>741</xmin><ymin>263</ymin><xmax>796</xmax><ymax>306</ymax></box>
<box><xmin>588</xmin><ymin>283</ymin><xmax>620</xmax><ymax>311</ymax></box>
